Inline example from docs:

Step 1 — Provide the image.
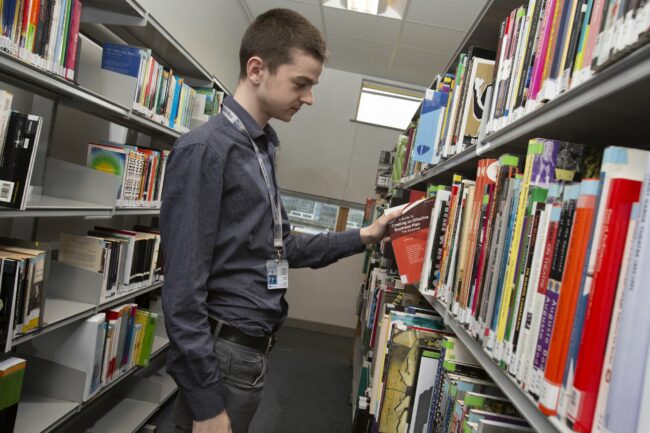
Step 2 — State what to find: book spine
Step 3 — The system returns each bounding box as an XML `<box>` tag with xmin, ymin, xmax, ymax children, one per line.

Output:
<box><xmin>591</xmin><ymin>203</ymin><xmax>638</xmax><ymax>433</ymax></box>
<box><xmin>603</xmin><ymin>155</ymin><xmax>650</xmax><ymax>433</ymax></box>
<box><xmin>63</xmin><ymin>0</ymin><xmax>79</xmax><ymax>80</ymax></box>
<box><xmin>539</xmin><ymin>179</ymin><xmax>599</xmax><ymax>415</ymax></box>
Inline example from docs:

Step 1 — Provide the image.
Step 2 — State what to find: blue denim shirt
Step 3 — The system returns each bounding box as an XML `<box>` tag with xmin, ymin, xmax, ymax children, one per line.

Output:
<box><xmin>160</xmin><ymin>96</ymin><xmax>365</xmax><ymax>420</ymax></box>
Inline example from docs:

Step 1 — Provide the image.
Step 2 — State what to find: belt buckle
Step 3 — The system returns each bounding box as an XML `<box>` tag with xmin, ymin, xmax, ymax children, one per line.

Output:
<box><xmin>266</xmin><ymin>335</ymin><xmax>276</xmax><ymax>353</ymax></box>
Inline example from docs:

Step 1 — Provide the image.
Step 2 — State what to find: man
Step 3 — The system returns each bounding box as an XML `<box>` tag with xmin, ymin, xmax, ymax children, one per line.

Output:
<box><xmin>160</xmin><ymin>8</ymin><xmax>398</xmax><ymax>433</ymax></box>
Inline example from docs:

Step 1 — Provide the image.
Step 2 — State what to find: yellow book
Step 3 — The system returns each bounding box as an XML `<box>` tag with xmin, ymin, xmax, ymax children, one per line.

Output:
<box><xmin>494</xmin><ymin>140</ymin><xmax>541</xmax><ymax>352</ymax></box>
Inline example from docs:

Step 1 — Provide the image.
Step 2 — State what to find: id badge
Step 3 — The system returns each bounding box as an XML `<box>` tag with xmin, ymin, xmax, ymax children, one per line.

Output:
<box><xmin>266</xmin><ymin>259</ymin><xmax>289</xmax><ymax>290</ymax></box>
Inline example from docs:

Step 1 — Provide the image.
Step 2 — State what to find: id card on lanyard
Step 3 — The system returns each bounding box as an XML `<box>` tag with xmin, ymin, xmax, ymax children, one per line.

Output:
<box><xmin>222</xmin><ymin>105</ymin><xmax>288</xmax><ymax>290</ymax></box>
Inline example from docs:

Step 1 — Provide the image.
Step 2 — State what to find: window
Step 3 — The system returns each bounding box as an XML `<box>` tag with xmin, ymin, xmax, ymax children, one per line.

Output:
<box><xmin>355</xmin><ymin>80</ymin><xmax>424</xmax><ymax>130</ymax></box>
<box><xmin>281</xmin><ymin>192</ymin><xmax>364</xmax><ymax>235</ymax></box>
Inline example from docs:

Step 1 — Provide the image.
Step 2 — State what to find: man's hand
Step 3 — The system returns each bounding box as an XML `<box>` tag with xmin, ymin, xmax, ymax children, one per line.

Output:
<box><xmin>193</xmin><ymin>410</ymin><xmax>232</xmax><ymax>433</ymax></box>
<box><xmin>359</xmin><ymin>210</ymin><xmax>402</xmax><ymax>245</ymax></box>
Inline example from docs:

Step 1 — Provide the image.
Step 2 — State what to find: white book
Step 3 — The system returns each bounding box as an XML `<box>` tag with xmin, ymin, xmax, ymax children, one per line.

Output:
<box><xmin>605</xmin><ymin>153</ymin><xmax>650</xmax><ymax>433</ymax></box>
<box><xmin>513</xmin><ymin>200</ymin><xmax>551</xmax><ymax>381</ymax></box>
<box><xmin>419</xmin><ymin>197</ymin><xmax>439</xmax><ymax>295</ymax></box>
<box><xmin>592</xmin><ymin>203</ymin><xmax>639</xmax><ymax>433</ymax></box>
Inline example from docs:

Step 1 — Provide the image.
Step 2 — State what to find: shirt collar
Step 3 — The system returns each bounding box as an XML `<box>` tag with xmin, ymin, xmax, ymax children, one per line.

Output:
<box><xmin>222</xmin><ymin>96</ymin><xmax>280</xmax><ymax>147</ymax></box>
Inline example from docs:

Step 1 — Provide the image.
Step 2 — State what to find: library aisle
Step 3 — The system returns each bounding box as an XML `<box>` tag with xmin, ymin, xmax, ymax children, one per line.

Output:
<box><xmin>0</xmin><ymin>0</ymin><xmax>648</xmax><ymax>433</ymax></box>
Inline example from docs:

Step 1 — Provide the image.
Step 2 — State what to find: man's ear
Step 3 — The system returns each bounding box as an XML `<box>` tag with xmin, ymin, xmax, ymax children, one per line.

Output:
<box><xmin>246</xmin><ymin>56</ymin><xmax>265</xmax><ymax>86</ymax></box>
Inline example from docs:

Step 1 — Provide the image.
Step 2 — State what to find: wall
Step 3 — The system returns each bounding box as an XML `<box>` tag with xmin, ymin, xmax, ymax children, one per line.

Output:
<box><xmin>137</xmin><ymin>0</ymin><xmax>250</xmax><ymax>91</ymax></box>
<box><xmin>273</xmin><ymin>67</ymin><xmax>399</xmax><ymax>331</ymax></box>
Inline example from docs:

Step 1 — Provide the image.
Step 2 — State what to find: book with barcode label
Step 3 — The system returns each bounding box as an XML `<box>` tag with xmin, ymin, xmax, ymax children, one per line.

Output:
<box><xmin>0</xmin><ymin>112</ymin><xmax>42</xmax><ymax>210</ymax></box>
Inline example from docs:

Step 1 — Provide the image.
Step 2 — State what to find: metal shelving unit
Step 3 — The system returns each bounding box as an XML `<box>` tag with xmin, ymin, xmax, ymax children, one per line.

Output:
<box><xmin>12</xmin><ymin>282</ymin><xmax>163</xmax><ymax>348</ymax></box>
<box><xmin>14</xmin><ymin>342</ymin><xmax>170</xmax><ymax>433</ymax></box>
<box><xmin>423</xmin><ymin>295</ymin><xmax>568</xmax><ymax>433</ymax></box>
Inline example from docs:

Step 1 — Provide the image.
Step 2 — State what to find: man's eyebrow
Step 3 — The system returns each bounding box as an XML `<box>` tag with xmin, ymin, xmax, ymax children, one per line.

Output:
<box><xmin>293</xmin><ymin>75</ymin><xmax>318</xmax><ymax>85</ymax></box>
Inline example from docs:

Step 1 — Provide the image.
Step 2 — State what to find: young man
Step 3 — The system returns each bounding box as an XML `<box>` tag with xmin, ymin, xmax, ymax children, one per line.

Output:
<box><xmin>160</xmin><ymin>9</ymin><xmax>397</xmax><ymax>433</ymax></box>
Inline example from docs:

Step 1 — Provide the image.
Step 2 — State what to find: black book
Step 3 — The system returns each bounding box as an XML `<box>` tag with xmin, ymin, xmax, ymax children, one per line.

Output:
<box><xmin>0</xmin><ymin>112</ymin><xmax>42</xmax><ymax>209</ymax></box>
<box><xmin>0</xmin><ymin>259</ymin><xmax>17</xmax><ymax>351</ymax></box>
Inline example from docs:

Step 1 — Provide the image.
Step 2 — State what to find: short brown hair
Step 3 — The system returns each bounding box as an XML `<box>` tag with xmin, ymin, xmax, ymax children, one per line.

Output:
<box><xmin>239</xmin><ymin>9</ymin><xmax>327</xmax><ymax>79</ymax></box>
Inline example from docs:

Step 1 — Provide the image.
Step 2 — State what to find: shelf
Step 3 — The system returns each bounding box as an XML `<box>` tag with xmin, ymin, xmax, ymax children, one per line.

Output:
<box><xmin>0</xmin><ymin>48</ymin><xmax>183</xmax><ymax>141</ymax></box>
<box><xmin>397</xmin><ymin>145</ymin><xmax>479</xmax><ymax>190</ymax></box>
<box><xmin>479</xmin><ymin>42</ymin><xmax>650</xmax><ymax>155</ymax></box>
<box><xmin>423</xmin><ymin>295</ymin><xmax>562</xmax><ymax>433</ymax></box>
<box><xmin>14</xmin><ymin>394</ymin><xmax>80</xmax><ymax>433</ymax></box>
<box><xmin>113</xmin><ymin>207</ymin><xmax>161</xmax><ymax>216</ymax></box>
<box><xmin>141</xmin><ymin>365</ymin><xmax>178</xmax><ymax>405</ymax></box>
<box><xmin>87</xmin><ymin>398</ymin><xmax>158</xmax><ymax>433</ymax></box>
<box><xmin>151</xmin><ymin>336</ymin><xmax>169</xmax><ymax>358</ymax></box>
<box><xmin>98</xmin><ymin>282</ymin><xmax>163</xmax><ymax>311</ymax></box>
<box><xmin>12</xmin><ymin>282</ymin><xmax>163</xmax><ymax>347</ymax></box>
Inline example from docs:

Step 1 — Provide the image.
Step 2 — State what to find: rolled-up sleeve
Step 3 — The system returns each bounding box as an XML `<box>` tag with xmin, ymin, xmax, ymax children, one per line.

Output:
<box><xmin>160</xmin><ymin>142</ymin><xmax>225</xmax><ymax>421</ymax></box>
<box><xmin>282</xmin><ymin>204</ymin><xmax>366</xmax><ymax>268</ymax></box>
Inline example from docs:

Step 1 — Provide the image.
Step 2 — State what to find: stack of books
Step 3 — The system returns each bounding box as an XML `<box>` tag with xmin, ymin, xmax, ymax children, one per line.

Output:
<box><xmin>86</xmin><ymin>142</ymin><xmax>170</xmax><ymax>209</ymax></box>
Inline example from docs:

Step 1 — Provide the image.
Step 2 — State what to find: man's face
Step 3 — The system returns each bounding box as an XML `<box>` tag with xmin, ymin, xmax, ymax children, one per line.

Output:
<box><xmin>257</xmin><ymin>49</ymin><xmax>323</xmax><ymax>122</ymax></box>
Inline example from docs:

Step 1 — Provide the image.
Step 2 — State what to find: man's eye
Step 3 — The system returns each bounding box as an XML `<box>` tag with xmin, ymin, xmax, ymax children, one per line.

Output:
<box><xmin>295</xmin><ymin>83</ymin><xmax>306</xmax><ymax>89</ymax></box>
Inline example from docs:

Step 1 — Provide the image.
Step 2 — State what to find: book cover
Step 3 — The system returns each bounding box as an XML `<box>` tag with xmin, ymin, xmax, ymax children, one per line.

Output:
<box><xmin>388</xmin><ymin>198</ymin><xmax>437</xmax><ymax>285</ymax></box>
<box><xmin>411</xmin><ymin>90</ymin><xmax>450</xmax><ymax>165</ymax></box>
<box><xmin>0</xmin><ymin>112</ymin><xmax>42</xmax><ymax>209</ymax></box>
<box><xmin>457</xmin><ymin>58</ymin><xmax>495</xmax><ymax>150</ymax></box>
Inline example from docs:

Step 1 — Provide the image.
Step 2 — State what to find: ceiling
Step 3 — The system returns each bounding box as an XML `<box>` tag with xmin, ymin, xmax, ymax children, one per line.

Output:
<box><xmin>237</xmin><ymin>0</ymin><xmax>488</xmax><ymax>87</ymax></box>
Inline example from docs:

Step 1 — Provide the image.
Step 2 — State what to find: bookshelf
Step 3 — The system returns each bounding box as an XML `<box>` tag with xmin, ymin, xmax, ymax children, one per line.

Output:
<box><xmin>365</xmin><ymin>1</ymin><xmax>650</xmax><ymax>432</ymax></box>
<box><xmin>423</xmin><ymin>295</ymin><xmax>571</xmax><ymax>433</ymax></box>
<box><xmin>396</xmin><ymin>2</ymin><xmax>650</xmax><ymax>192</ymax></box>
<box><xmin>0</xmin><ymin>0</ymin><xmax>231</xmax><ymax>431</ymax></box>
<box><xmin>13</xmin><ymin>343</ymin><xmax>172</xmax><ymax>433</ymax></box>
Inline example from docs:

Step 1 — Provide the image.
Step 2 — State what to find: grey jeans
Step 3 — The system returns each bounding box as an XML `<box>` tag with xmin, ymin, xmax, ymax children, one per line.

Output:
<box><xmin>167</xmin><ymin>335</ymin><xmax>268</xmax><ymax>433</ymax></box>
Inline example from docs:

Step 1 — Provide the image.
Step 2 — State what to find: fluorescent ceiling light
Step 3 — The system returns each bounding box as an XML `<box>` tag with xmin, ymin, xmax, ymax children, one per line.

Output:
<box><xmin>322</xmin><ymin>0</ymin><xmax>407</xmax><ymax>20</ymax></box>
<box><xmin>347</xmin><ymin>0</ymin><xmax>379</xmax><ymax>14</ymax></box>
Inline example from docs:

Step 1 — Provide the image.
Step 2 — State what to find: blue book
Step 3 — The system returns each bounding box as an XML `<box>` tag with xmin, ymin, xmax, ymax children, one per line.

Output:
<box><xmin>168</xmin><ymin>78</ymin><xmax>183</xmax><ymax>128</ymax></box>
<box><xmin>101</xmin><ymin>43</ymin><xmax>149</xmax><ymax>78</ymax></box>
<box><xmin>411</xmin><ymin>91</ymin><xmax>449</xmax><ymax>165</ymax></box>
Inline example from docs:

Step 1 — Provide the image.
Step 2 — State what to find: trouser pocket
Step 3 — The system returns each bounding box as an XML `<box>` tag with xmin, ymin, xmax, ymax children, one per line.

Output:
<box><xmin>214</xmin><ymin>338</ymin><xmax>267</xmax><ymax>388</ymax></box>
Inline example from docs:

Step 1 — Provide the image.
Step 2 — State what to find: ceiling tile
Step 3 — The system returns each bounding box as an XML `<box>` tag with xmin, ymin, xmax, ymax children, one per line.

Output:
<box><xmin>326</xmin><ymin>33</ymin><xmax>395</xmax><ymax>64</ymax></box>
<box><xmin>323</xmin><ymin>6</ymin><xmax>401</xmax><ymax>44</ymax></box>
<box><xmin>399</xmin><ymin>22</ymin><xmax>465</xmax><ymax>54</ymax></box>
<box><xmin>386</xmin><ymin>65</ymin><xmax>434</xmax><ymax>87</ymax></box>
<box><xmin>405</xmin><ymin>0</ymin><xmax>487</xmax><ymax>30</ymax></box>
<box><xmin>244</xmin><ymin>0</ymin><xmax>324</xmax><ymax>31</ymax></box>
<box><xmin>392</xmin><ymin>46</ymin><xmax>449</xmax><ymax>76</ymax></box>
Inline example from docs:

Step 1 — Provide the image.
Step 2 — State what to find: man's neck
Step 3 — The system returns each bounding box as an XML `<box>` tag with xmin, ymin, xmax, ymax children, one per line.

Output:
<box><xmin>233</xmin><ymin>83</ymin><xmax>270</xmax><ymax>128</ymax></box>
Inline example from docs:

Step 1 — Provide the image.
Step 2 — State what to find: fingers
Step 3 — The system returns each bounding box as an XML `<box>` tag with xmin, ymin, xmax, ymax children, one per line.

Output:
<box><xmin>383</xmin><ymin>210</ymin><xmax>402</xmax><ymax>222</ymax></box>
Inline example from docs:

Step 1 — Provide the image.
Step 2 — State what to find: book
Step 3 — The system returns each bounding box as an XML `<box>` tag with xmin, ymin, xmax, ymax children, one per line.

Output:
<box><xmin>0</xmin><ymin>112</ymin><xmax>42</xmax><ymax>209</ymax></box>
<box><xmin>569</xmin><ymin>177</ymin><xmax>642</xmax><ymax>432</ymax></box>
<box><xmin>604</xmin><ymin>153</ymin><xmax>650</xmax><ymax>433</ymax></box>
<box><xmin>388</xmin><ymin>198</ymin><xmax>437</xmax><ymax>285</ymax></box>
<box><xmin>0</xmin><ymin>357</ymin><xmax>26</xmax><ymax>433</ymax></box>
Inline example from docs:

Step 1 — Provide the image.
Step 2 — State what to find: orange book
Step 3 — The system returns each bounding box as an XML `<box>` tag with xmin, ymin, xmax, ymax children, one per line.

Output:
<box><xmin>538</xmin><ymin>179</ymin><xmax>600</xmax><ymax>415</ymax></box>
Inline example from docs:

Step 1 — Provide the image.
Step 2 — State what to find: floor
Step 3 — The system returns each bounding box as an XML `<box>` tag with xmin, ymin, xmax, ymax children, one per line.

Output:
<box><xmin>150</xmin><ymin>326</ymin><xmax>354</xmax><ymax>433</ymax></box>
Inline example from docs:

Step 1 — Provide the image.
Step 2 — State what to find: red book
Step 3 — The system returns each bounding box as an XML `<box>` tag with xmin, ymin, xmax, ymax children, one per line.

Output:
<box><xmin>64</xmin><ymin>0</ymin><xmax>82</xmax><ymax>80</ymax></box>
<box><xmin>570</xmin><ymin>178</ymin><xmax>642</xmax><ymax>432</ymax></box>
<box><xmin>388</xmin><ymin>198</ymin><xmax>436</xmax><ymax>285</ymax></box>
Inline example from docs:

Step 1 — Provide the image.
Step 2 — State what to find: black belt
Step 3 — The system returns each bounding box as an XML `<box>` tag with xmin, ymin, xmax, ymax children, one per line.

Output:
<box><xmin>209</xmin><ymin>318</ymin><xmax>276</xmax><ymax>354</ymax></box>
